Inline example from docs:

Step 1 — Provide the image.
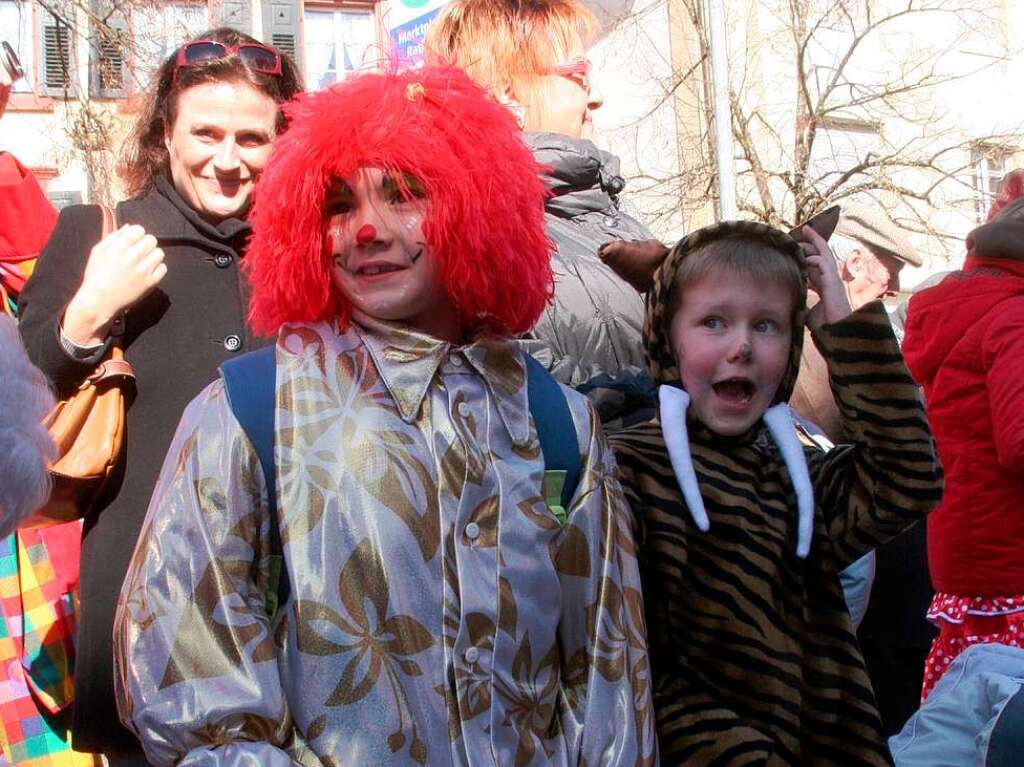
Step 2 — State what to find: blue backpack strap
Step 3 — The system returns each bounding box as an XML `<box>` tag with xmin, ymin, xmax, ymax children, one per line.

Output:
<box><xmin>523</xmin><ymin>353</ymin><xmax>581</xmax><ymax>511</ymax></box>
<box><xmin>219</xmin><ymin>345</ymin><xmax>289</xmax><ymax>616</ymax></box>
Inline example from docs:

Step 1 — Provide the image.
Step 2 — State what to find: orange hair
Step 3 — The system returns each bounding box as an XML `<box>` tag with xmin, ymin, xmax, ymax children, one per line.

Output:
<box><xmin>424</xmin><ymin>0</ymin><xmax>597</xmax><ymax>126</ymax></box>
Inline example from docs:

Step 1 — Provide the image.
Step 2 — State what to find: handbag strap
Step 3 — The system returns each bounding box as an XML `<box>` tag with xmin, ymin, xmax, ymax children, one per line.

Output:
<box><xmin>96</xmin><ymin>204</ymin><xmax>132</xmax><ymax>364</ymax></box>
<box><xmin>98</xmin><ymin>204</ymin><xmax>116</xmax><ymax>239</ymax></box>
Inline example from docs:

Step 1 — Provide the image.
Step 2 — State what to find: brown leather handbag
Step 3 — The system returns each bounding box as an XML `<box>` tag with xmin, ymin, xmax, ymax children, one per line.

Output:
<box><xmin>36</xmin><ymin>205</ymin><xmax>135</xmax><ymax>522</ymax></box>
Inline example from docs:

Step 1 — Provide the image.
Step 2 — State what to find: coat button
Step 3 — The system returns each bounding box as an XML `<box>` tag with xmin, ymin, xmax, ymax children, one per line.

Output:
<box><xmin>223</xmin><ymin>334</ymin><xmax>242</xmax><ymax>352</ymax></box>
<box><xmin>465</xmin><ymin>522</ymin><xmax>480</xmax><ymax>540</ymax></box>
<box><xmin>214</xmin><ymin>254</ymin><xmax>234</xmax><ymax>268</ymax></box>
<box><xmin>603</xmin><ymin>214</ymin><xmax>619</xmax><ymax>228</ymax></box>
<box><xmin>464</xmin><ymin>647</ymin><xmax>480</xmax><ymax>664</ymax></box>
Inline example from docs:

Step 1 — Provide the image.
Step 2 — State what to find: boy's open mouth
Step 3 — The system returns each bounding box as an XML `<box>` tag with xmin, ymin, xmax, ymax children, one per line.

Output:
<box><xmin>712</xmin><ymin>378</ymin><xmax>756</xmax><ymax>404</ymax></box>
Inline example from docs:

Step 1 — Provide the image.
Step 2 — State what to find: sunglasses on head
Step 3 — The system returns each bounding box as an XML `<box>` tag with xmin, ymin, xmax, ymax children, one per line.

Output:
<box><xmin>174</xmin><ymin>40</ymin><xmax>282</xmax><ymax>77</ymax></box>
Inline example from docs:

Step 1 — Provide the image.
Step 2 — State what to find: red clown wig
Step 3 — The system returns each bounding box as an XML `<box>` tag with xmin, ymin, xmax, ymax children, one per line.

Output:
<box><xmin>245</xmin><ymin>66</ymin><xmax>553</xmax><ymax>337</ymax></box>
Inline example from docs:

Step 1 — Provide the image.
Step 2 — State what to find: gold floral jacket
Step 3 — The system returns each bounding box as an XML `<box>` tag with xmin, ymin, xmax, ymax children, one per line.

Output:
<box><xmin>114</xmin><ymin>317</ymin><xmax>656</xmax><ymax>767</ymax></box>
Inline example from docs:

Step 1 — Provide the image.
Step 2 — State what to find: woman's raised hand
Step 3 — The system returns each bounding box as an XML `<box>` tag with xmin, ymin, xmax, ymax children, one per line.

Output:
<box><xmin>63</xmin><ymin>224</ymin><xmax>167</xmax><ymax>347</ymax></box>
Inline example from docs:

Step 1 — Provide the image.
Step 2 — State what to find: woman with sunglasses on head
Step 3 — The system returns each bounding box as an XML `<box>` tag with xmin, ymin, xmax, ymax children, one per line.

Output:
<box><xmin>426</xmin><ymin>0</ymin><xmax>664</xmax><ymax>387</ymax></box>
<box><xmin>18</xmin><ymin>27</ymin><xmax>301</xmax><ymax>765</ymax></box>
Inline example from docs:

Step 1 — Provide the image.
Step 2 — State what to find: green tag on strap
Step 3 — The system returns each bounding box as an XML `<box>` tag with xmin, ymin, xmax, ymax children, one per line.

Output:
<box><xmin>265</xmin><ymin>554</ymin><xmax>284</xmax><ymax>618</ymax></box>
<box><xmin>543</xmin><ymin>470</ymin><xmax>568</xmax><ymax>525</ymax></box>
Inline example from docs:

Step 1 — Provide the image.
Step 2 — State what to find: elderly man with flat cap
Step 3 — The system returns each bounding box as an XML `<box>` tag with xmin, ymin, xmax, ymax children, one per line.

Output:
<box><xmin>790</xmin><ymin>204</ymin><xmax>922</xmax><ymax>443</ymax></box>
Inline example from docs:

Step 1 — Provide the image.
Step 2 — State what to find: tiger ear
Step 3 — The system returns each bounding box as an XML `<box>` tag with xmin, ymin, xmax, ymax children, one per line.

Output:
<box><xmin>790</xmin><ymin>206</ymin><xmax>840</xmax><ymax>242</ymax></box>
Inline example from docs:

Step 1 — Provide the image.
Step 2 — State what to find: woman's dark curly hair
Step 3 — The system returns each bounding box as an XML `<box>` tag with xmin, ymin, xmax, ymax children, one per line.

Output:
<box><xmin>119</xmin><ymin>27</ymin><xmax>303</xmax><ymax>198</ymax></box>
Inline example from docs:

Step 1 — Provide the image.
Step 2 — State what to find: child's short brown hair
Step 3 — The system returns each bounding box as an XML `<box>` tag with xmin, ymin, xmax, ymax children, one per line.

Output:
<box><xmin>669</xmin><ymin>234</ymin><xmax>804</xmax><ymax>322</ymax></box>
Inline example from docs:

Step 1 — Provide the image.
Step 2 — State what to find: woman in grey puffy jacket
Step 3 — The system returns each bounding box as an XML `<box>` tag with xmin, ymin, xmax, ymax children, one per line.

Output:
<box><xmin>426</xmin><ymin>0</ymin><xmax>659</xmax><ymax>383</ymax></box>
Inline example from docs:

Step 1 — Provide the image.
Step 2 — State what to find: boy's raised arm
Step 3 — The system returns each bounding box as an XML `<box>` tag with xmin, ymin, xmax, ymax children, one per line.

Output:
<box><xmin>114</xmin><ymin>382</ymin><xmax>297</xmax><ymax>767</ymax></box>
<box><xmin>806</xmin><ymin>301</ymin><xmax>943</xmax><ymax>566</ymax></box>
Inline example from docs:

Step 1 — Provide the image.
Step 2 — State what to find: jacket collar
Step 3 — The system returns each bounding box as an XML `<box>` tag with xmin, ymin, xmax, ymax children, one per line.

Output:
<box><xmin>351</xmin><ymin>313</ymin><xmax>531</xmax><ymax>446</ymax></box>
<box><xmin>118</xmin><ymin>176</ymin><xmax>250</xmax><ymax>256</ymax></box>
<box><xmin>525</xmin><ymin>132</ymin><xmax>626</xmax><ymax>219</ymax></box>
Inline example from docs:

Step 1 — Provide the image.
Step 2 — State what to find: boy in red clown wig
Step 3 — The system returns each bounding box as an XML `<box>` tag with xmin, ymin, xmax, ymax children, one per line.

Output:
<box><xmin>112</xmin><ymin>66</ymin><xmax>657</xmax><ymax>767</ymax></box>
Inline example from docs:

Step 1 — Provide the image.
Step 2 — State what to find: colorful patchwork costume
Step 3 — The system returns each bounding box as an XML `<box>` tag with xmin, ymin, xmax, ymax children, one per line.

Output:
<box><xmin>0</xmin><ymin>152</ymin><xmax>97</xmax><ymax>766</ymax></box>
<box><xmin>0</xmin><ymin>525</ymin><xmax>98</xmax><ymax>766</ymax></box>
<box><xmin>609</xmin><ymin>222</ymin><xmax>943</xmax><ymax>765</ymax></box>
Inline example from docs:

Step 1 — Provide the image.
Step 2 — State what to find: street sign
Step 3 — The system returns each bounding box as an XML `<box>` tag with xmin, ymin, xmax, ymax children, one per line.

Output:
<box><xmin>385</xmin><ymin>0</ymin><xmax>448</xmax><ymax>67</ymax></box>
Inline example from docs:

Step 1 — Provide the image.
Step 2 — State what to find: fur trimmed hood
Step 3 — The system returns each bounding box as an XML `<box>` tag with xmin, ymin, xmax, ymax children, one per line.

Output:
<box><xmin>643</xmin><ymin>220</ymin><xmax>809</xmax><ymax>404</ymax></box>
<box><xmin>642</xmin><ymin>220</ymin><xmax>816</xmax><ymax>557</ymax></box>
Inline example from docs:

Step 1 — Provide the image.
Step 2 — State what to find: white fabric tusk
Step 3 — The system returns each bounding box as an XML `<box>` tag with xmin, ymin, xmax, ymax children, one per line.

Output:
<box><xmin>658</xmin><ymin>385</ymin><xmax>711</xmax><ymax>532</ymax></box>
<box><xmin>763</xmin><ymin>403</ymin><xmax>815</xmax><ymax>558</ymax></box>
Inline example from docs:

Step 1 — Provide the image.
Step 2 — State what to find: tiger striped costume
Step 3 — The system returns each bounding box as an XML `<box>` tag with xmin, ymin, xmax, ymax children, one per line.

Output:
<box><xmin>609</xmin><ymin>222</ymin><xmax>943</xmax><ymax>765</ymax></box>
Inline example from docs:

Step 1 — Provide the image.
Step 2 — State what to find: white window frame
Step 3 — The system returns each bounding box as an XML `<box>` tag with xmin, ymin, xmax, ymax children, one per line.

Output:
<box><xmin>972</xmin><ymin>144</ymin><xmax>1012</xmax><ymax>222</ymax></box>
<box><xmin>301</xmin><ymin>0</ymin><xmax>380</xmax><ymax>91</ymax></box>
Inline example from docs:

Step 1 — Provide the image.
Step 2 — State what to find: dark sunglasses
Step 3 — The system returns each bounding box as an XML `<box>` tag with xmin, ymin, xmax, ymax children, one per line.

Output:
<box><xmin>174</xmin><ymin>40</ymin><xmax>282</xmax><ymax>77</ymax></box>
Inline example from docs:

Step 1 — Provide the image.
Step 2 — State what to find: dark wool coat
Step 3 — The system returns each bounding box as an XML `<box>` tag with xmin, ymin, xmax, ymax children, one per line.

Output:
<box><xmin>609</xmin><ymin>222</ymin><xmax>944</xmax><ymax>766</ymax></box>
<box><xmin>18</xmin><ymin>176</ymin><xmax>264</xmax><ymax>753</ymax></box>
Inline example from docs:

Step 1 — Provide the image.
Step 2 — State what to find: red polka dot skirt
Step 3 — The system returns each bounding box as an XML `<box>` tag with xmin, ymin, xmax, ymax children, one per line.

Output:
<box><xmin>922</xmin><ymin>592</ymin><xmax>1024</xmax><ymax>700</ymax></box>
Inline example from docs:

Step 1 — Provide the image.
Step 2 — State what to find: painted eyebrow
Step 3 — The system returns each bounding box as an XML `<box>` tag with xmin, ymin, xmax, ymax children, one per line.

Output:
<box><xmin>324</xmin><ymin>181</ymin><xmax>355</xmax><ymax>203</ymax></box>
<box><xmin>381</xmin><ymin>172</ymin><xmax>426</xmax><ymax>198</ymax></box>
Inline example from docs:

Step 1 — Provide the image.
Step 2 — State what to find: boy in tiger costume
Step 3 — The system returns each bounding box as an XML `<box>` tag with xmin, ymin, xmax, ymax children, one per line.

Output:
<box><xmin>609</xmin><ymin>220</ymin><xmax>943</xmax><ymax>765</ymax></box>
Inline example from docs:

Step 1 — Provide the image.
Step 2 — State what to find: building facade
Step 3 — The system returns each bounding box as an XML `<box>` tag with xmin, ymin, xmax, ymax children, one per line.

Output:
<box><xmin>2</xmin><ymin>0</ymin><xmax>1021</xmax><ymax>281</ymax></box>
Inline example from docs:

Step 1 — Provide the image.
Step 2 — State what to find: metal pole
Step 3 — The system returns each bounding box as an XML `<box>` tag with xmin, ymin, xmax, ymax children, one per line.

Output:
<box><xmin>707</xmin><ymin>0</ymin><xmax>737</xmax><ymax>219</ymax></box>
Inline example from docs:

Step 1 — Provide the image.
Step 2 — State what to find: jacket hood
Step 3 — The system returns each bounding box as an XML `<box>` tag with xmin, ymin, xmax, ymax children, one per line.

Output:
<box><xmin>965</xmin><ymin>197</ymin><xmax>1024</xmax><ymax>265</ymax></box>
<box><xmin>644</xmin><ymin>220</ymin><xmax>809</xmax><ymax>403</ymax></box>
<box><xmin>648</xmin><ymin>221</ymin><xmax>817</xmax><ymax>558</ymax></box>
<box><xmin>525</xmin><ymin>132</ymin><xmax>626</xmax><ymax>219</ymax></box>
<box><xmin>903</xmin><ymin>264</ymin><xmax>1024</xmax><ymax>386</ymax></box>
<box><xmin>0</xmin><ymin>152</ymin><xmax>58</xmax><ymax>262</ymax></box>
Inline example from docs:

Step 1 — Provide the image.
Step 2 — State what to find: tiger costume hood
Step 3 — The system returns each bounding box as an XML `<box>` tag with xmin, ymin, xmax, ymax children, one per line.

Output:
<box><xmin>643</xmin><ymin>221</ymin><xmax>817</xmax><ymax>557</ymax></box>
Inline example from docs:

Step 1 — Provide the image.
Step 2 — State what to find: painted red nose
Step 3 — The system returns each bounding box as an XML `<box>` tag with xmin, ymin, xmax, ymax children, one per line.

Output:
<box><xmin>356</xmin><ymin>224</ymin><xmax>377</xmax><ymax>245</ymax></box>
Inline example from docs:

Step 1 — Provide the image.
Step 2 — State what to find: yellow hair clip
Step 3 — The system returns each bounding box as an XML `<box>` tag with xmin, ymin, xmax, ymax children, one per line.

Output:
<box><xmin>405</xmin><ymin>82</ymin><xmax>425</xmax><ymax>102</ymax></box>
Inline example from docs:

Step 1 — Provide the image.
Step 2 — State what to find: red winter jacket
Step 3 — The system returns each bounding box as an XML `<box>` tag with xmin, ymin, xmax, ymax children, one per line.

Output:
<box><xmin>903</xmin><ymin>236</ymin><xmax>1024</xmax><ymax>596</ymax></box>
<box><xmin>0</xmin><ymin>152</ymin><xmax>58</xmax><ymax>301</ymax></box>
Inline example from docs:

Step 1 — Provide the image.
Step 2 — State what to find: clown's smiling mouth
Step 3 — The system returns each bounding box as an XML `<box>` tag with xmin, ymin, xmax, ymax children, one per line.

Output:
<box><xmin>350</xmin><ymin>249</ymin><xmax>423</xmax><ymax>276</ymax></box>
<box><xmin>358</xmin><ymin>263</ymin><xmax>404</xmax><ymax>276</ymax></box>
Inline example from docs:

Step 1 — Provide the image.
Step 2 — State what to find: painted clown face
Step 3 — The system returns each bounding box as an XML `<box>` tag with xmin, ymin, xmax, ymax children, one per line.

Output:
<box><xmin>326</xmin><ymin>167</ymin><xmax>460</xmax><ymax>341</ymax></box>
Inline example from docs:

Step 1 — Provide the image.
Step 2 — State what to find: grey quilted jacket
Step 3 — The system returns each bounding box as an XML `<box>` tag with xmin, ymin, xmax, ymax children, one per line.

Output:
<box><xmin>520</xmin><ymin>133</ymin><xmax>653</xmax><ymax>384</ymax></box>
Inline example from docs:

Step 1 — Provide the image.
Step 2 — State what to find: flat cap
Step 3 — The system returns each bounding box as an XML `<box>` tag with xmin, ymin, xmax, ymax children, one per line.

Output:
<box><xmin>836</xmin><ymin>204</ymin><xmax>922</xmax><ymax>267</ymax></box>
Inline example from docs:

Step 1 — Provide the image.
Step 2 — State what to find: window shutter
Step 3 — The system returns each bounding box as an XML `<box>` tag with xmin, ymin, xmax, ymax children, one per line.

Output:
<box><xmin>212</xmin><ymin>0</ymin><xmax>253</xmax><ymax>36</ymax></box>
<box><xmin>90</xmin><ymin>0</ymin><xmax>127</xmax><ymax>98</ymax></box>
<box><xmin>37</xmin><ymin>0</ymin><xmax>75</xmax><ymax>98</ymax></box>
<box><xmin>262</xmin><ymin>0</ymin><xmax>301</xmax><ymax>71</ymax></box>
